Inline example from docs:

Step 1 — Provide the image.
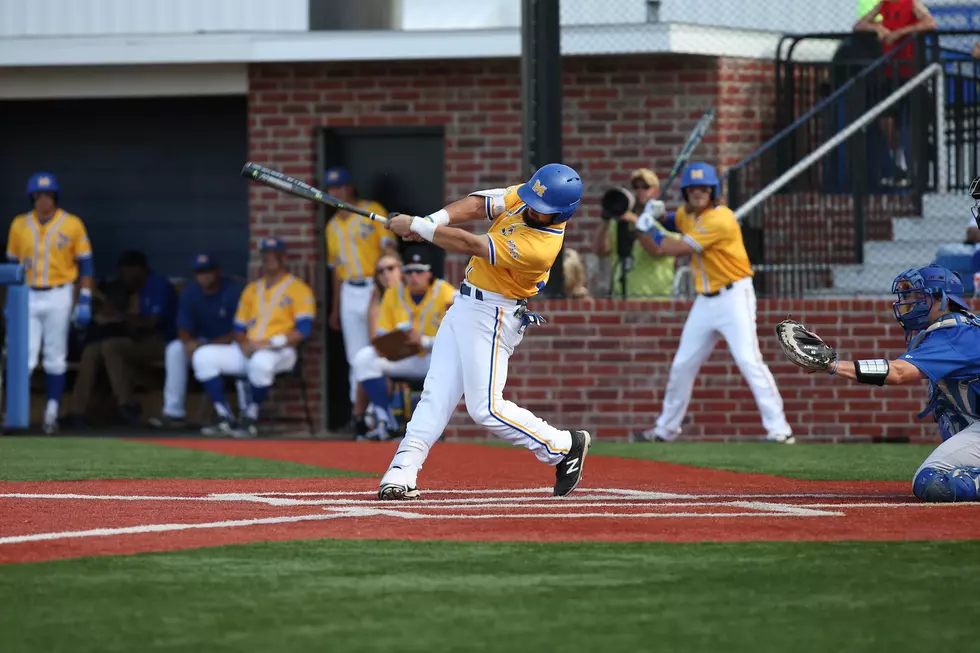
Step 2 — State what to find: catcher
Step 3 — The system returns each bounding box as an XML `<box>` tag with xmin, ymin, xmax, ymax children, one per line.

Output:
<box><xmin>350</xmin><ymin>246</ymin><xmax>456</xmax><ymax>441</ymax></box>
<box><xmin>776</xmin><ymin>264</ymin><xmax>980</xmax><ymax>502</ymax></box>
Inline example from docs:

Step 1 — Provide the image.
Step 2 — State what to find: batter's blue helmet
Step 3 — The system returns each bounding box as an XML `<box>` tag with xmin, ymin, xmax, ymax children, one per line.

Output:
<box><xmin>516</xmin><ymin>163</ymin><xmax>582</xmax><ymax>224</ymax></box>
<box><xmin>26</xmin><ymin>172</ymin><xmax>59</xmax><ymax>202</ymax></box>
<box><xmin>892</xmin><ymin>264</ymin><xmax>970</xmax><ymax>338</ymax></box>
<box><xmin>680</xmin><ymin>162</ymin><xmax>721</xmax><ymax>202</ymax></box>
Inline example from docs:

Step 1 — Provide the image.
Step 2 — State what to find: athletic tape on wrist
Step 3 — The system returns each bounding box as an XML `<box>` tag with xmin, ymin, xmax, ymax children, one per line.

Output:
<box><xmin>426</xmin><ymin>209</ymin><xmax>450</xmax><ymax>226</ymax></box>
<box><xmin>410</xmin><ymin>216</ymin><xmax>438</xmax><ymax>242</ymax></box>
<box><xmin>854</xmin><ymin>359</ymin><xmax>889</xmax><ymax>386</ymax></box>
<box><xmin>421</xmin><ymin>335</ymin><xmax>435</xmax><ymax>350</ymax></box>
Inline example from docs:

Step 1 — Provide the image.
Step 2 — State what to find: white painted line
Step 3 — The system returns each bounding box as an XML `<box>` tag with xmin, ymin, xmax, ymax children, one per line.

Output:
<box><xmin>0</xmin><ymin>493</ymin><xmax>218</xmax><ymax>501</ymax></box>
<box><xmin>0</xmin><ymin>511</ymin><xmax>360</xmax><ymax>546</ymax></box>
<box><xmin>324</xmin><ymin>509</ymin><xmax>848</xmax><ymax>520</ymax></box>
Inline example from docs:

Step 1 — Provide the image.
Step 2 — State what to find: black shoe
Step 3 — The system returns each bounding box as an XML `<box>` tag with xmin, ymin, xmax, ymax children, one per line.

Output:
<box><xmin>632</xmin><ymin>429</ymin><xmax>669</xmax><ymax>443</ymax></box>
<box><xmin>148</xmin><ymin>415</ymin><xmax>186</xmax><ymax>429</ymax></box>
<box><xmin>554</xmin><ymin>430</ymin><xmax>591</xmax><ymax>497</ymax></box>
<box><xmin>118</xmin><ymin>404</ymin><xmax>142</xmax><ymax>426</ymax></box>
<box><xmin>378</xmin><ymin>484</ymin><xmax>421</xmax><ymax>500</ymax></box>
<box><xmin>232</xmin><ymin>416</ymin><xmax>259</xmax><ymax>439</ymax></box>
<box><xmin>352</xmin><ymin>416</ymin><xmax>369</xmax><ymax>438</ymax></box>
<box><xmin>201</xmin><ymin>419</ymin><xmax>235</xmax><ymax>438</ymax></box>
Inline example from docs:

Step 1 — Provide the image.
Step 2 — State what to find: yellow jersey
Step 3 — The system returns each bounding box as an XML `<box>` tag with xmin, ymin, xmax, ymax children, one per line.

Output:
<box><xmin>464</xmin><ymin>185</ymin><xmax>564</xmax><ymax>299</ymax></box>
<box><xmin>6</xmin><ymin>210</ymin><xmax>92</xmax><ymax>288</ymax></box>
<box><xmin>377</xmin><ymin>279</ymin><xmax>456</xmax><ymax>351</ymax></box>
<box><xmin>234</xmin><ymin>273</ymin><xmax>315</xmax><ymax>341</ymax></box>
<box><xmin>325</xmin><ymin>200</ymin><xmax>394</xmax><ymax>281</ymax></box>
<box><xmin>673</xmin><ymin>204</ymin><xmax>753</xmax><ymax>294</ymax></box>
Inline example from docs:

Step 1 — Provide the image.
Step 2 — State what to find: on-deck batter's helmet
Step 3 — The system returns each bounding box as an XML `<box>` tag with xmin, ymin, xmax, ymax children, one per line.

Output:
<box><xmin>517</xmin><ymin>163</ymin><xmax>582</xmax><ymax>224</ymax></box>
<box><xmin>680</xmin><ymin>162</ymin><xmax>721</xmax><ymax>202</ymax></box>
<box><xmin>892</xmin><ymin>264</ymin><xmax>971</xmax><ymax>338</ymax></box>
<box><xmin>26</xmin><ymin>172</ymin><xmax>59</xmax><ymax>203</ymax></box>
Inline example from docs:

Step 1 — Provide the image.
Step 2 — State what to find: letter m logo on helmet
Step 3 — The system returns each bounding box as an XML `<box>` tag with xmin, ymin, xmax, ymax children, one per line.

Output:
<box><xmin>516</xmin><ymin>163</ymin><xmax>583</xmax><ymax>225</ymax></box>
<box><xmin>690</xmin><ymin>169</ymin><xmax>704</xmax><ymax>180</ymax></box>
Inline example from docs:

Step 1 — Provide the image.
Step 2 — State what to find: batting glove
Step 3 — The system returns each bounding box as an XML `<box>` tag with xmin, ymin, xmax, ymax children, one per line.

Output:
<box><xmin>75</xmin><ymin>292</ymin><xmax>92</xmax><ymax>326</ymax></box>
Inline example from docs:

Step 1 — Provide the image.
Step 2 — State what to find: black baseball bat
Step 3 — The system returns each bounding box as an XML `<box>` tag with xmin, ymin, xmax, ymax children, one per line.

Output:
<box><xmin>241</xmin><ymin>161</ymin><xmax>389</xmax><ymax>224</ymax></box>
<box><xmin>658</xmin><ymin>107</ymin><xmax>716</xmax><ymax>201</ymax></box>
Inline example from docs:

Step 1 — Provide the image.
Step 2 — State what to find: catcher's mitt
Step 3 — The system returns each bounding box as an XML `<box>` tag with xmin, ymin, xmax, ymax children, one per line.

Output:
<box><xmin>371</xmin><ymin>330</ymin><xmax>421</xmax><ymax>362</ymax></box>
<box><xmin>775</xmin><ymin>319</ymin><xmax>838</xmax><ymax>372</ymax></box>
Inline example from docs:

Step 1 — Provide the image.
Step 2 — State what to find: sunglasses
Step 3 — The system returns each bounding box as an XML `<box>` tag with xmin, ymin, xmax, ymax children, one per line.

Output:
<box><xmin>404</xmin><ymin>268</ymin><xmax>429</xmax><ymax>275</ymax></box>
<box><xmin>377</xmin><ymin>265</ymin><xmax>399</xmax><ymax>273</ymax></box>
<box><xmin>631</xmin><ymin>182</ymin><xmax>651</xmax><ymax>190</ymax></box>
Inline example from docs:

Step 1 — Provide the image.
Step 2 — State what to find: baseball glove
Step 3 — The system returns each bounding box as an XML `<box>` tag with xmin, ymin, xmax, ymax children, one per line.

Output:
<box><xmin>371</xmin><ymin>330</ymin><xmax>421</xmax><ymax>362</ymax></box>
<box><xmin>775</xmin><ymin>319</ymin><xmax>838</xmax><ymax>372</ymax></box>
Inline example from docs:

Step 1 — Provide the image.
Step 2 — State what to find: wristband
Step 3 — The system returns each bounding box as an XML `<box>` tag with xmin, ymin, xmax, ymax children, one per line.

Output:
<box><xmin>270</xmin><ymin>334</ymin><xmax>288</xmax><ymax>348</ymax></box>
<box><xmin>827</xmin><ymin>360</ymin><xmax>839</xmax><ymax>376</ymax></box>
<box><xmin>651</xmin><ymin>229</ymin><xmax>667</xmax><ymax>247</ymax></box>
<box><xmin>425</xmin><ymin>209</ymin><xmax>450</xmax><ymax>226</ymax></box>
<box><xmin>421</xmin><ymin>335</ymin><xmax>435</xmax><ymax>350</ymax></box>
<box><xmin>410</xmin><ymin>216</ymin><xmax>438</xmax><ymax>243</ymax></box>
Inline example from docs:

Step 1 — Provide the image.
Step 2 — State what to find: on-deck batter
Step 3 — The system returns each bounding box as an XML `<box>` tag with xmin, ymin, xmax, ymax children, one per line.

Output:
<box><xmin>377</xmin><ymin>163</ymin><xmax>591</xmax><ymax>500</ymax></box>
<box><xmin>631</xmin><ymin>162</ymin><xmax>793</xmax><ymax>444</ymax></box>
<box><xmin>6</xmin><ymin>173</ymin><xmax>93</xmax><ymax>434</ymax></box>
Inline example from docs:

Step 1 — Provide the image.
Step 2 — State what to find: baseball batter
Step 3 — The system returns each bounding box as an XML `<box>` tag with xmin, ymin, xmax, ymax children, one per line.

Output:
<box><xmin>778</xmin><ymin>264</ymin><xmax>980</xmax><ymax>501</ymax></box>
<box><xmin>324</xmin><ymin>166</ymin><xmax>396</xmax><ymax>408</ymax></box>
<box><xmin>378</xmin><ymin>163</ymin><xmax>591</xmax><ymax>500</ymax></box>
<box><xmin>631</xmin><ymin>163</ymin><xmax>793</xmax><ymax>443</ymax></box>
<box><xmin>6</xmin><ymin>172</ymin><xmax>93</xmax><ymax>434</ymax></box>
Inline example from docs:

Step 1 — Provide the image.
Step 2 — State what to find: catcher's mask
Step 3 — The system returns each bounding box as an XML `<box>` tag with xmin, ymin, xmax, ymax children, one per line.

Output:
<box><xmin>891</xmin><ymin>265</ymin><xmax>970</xmax><ymax>340</ymax></box>
<box><xmin>971</xmin><ymin>175</ymin><xmax>980</xmax><ymax>228</ymax></box>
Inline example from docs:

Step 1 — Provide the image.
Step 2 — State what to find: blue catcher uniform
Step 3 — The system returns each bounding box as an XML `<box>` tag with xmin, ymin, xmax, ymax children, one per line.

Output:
<box><xmin>890</xmin><ymin>265</ymin><xmax>980</xmax><ymax>502</ymax></box>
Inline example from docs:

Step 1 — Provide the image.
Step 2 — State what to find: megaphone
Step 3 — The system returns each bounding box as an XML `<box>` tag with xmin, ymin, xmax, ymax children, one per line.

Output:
<box><xmin>600</xmin><ymin>187</ymin><xmax>635</xmax><ymax>220</ymax></box>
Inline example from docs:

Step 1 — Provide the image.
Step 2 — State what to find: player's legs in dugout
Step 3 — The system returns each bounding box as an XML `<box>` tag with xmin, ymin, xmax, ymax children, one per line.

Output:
<box><xmin>339</xmin><ymin>282</ymin><xmax>373</xmax><ymax>405</ymax></box>
<box><xmin>913</xmin><ymin>422</ymin><xmax>980</xmax><ymax>502</ymax></box>
<box><xmin>715</xmin><ymin>279</ymin><xmax>792</xmax><ymax>437</ymax></box>
<box><xmin>652</xmin><ymin>296</ymin><xmax>722</xmax><ymax>440</ymax></box>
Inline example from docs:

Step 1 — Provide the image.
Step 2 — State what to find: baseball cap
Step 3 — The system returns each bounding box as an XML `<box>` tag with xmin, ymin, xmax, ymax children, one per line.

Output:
<box><xmin>193</xmin><ymin>253</ymin><xmax>218</xmax><ymax>272</ymax></box>
<box><xmin>323</xmin><ymin>166</ymin><xmax>351</xmax><ymax>187</ymax></box>
<box><xmin>402</xmin><ymin>246</ymin><xmax>433</xmax><ymax>273</ymax></box>
<box><xmin>259</xmin><ymin>237</ymin><xmax>286</xmax><ymax>253</ymax></box>
<box><xmin>630</xmin><ymin>168</ymin><xmax>660</xmax><ymax>188</ymax></box>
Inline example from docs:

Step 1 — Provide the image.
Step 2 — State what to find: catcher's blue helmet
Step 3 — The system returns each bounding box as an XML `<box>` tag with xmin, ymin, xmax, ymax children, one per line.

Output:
<box><xmin>892</xmin><ymin>264</ymin><xmax>970</xmax><ymax>338</ymax></box>
<box><xmin>26</xmin><ymin>172</ymin><xmax>59</xmax><ymax>203</ymax></box>
<box><xmin>680</xmin><ymin>162</ymin><xmax>721</xmax><ymax>202</ymax></box>
<box><xmin>516</xmin><ymin>163</ymin><xmax>582</xmax><ymax>224</ymax></box>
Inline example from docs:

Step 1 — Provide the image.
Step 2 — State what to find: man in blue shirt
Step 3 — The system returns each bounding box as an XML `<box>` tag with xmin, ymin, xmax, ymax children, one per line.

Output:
<box><xmin>68</xmin><ymin>250</ymin><xmax>177</xmax><ymax>426</ymax></box>
<box><xmin>149</xmin><ymin>254</ymin><xmax>244</xmax><ymax>428</ymax></box>
<box><xmin>806</xmin><ymin>264</ymin><xmax>980</xmax><ymax>502</ymax></box>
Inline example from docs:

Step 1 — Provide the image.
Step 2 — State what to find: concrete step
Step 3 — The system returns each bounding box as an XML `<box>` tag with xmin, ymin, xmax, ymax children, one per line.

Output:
<box><xmin>892</xmin><ymin>213</ymin><xmax>972</xmax><ymax>241</ymax></box>
<box><xmin>831</xmin><ymin>264</ymin><xmax>911</xmax><ymax>294</ymax></box>
<box><xmin>862</xmin><ymin>240</ymin><xmax>949</xmax><ymax>265</ymax></box>
<box><xmin>923</xmin><ymin>193</ymin><xmax>973</xmax><ymax>218</ymax></box>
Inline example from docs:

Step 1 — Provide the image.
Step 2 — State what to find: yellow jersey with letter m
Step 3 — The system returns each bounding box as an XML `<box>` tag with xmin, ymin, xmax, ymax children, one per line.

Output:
<box><xmin>234</xmin><ymin>274</ymin><xmax>315</xmax><ymax>341</ymax></box>
<box><xmin>7</xmin><ymin>210</ymin><xmax>92</xmax><ymax>288</ymax></box>
<box><xmin>673</xmin><ymin>204</ymin><xmax>753</xmax><ymax>295</ymax></box>
<box><xmin>464</xmin><ymin>185</ymin><xmax>564</xmax><ymax>299</ymax></box>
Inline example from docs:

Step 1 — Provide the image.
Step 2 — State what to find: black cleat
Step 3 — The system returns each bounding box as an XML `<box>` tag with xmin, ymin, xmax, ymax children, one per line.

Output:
<box><xmin>378</xmin><ymin>484</ymin><xmax>421</xmax><ymax>501</ymax></box>
<box><xmin>554</xmin><ymin>430</ymin><xmax>591</xmax><ymax>497</ymax></box>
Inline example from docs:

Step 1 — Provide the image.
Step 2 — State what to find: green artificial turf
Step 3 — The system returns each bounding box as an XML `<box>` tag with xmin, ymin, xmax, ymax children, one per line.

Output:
<box><xmin>589</xmin><ymin>441</ymin><xmax>934</xmax><ymax>481</ymax></box>
<box><xmin>0</xmin><ymin>438</ymin><xmax>372</xmax><ymax>481</ymax></box>
<box><xmin>2</xmin><ymin>538</ymin><xmax>978</xmax><ymax>653</ymax></box>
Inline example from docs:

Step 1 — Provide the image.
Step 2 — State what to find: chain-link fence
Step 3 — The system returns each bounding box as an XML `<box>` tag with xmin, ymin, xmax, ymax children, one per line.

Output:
<box><xmin>557</xmin><ymin>0</ymin><xmax>980</xmax><ymax>299</ymax></box>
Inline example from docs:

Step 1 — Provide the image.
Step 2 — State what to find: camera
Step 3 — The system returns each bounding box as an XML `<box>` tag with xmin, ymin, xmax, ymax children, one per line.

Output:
<box><xmin>600</xmin><ymin>187</ymin><xmax>635</xmax><ymax>220</ymax></box>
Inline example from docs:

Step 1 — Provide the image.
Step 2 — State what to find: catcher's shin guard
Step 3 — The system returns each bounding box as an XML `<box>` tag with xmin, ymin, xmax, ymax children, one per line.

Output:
<box><xmin>913</xmin><ymin>466</ymin><xmax>980</xmax><ymax>502</ymax></box>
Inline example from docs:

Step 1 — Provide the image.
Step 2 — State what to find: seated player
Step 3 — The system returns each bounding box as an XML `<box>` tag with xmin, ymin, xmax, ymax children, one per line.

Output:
<box><xmin>191</xmin><ymin>238</ymin><xmax>314</xmax><ymax>438</ymax></box>
<box><xmin>351</xmin><ymin>246</ymin><xmax>456</xmax><ymax>441</ymax></box>
<box><xmin>778</xmin><ymin>263</ymin><xmax>980</xmax><ymax>502</ymax></box>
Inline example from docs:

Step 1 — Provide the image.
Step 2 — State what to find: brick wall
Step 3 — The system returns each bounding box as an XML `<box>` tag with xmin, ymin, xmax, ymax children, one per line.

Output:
<box><xmin>244</xmin><ymin>55</ymin><xmax>944</xmax><ymax>443</ymax></box>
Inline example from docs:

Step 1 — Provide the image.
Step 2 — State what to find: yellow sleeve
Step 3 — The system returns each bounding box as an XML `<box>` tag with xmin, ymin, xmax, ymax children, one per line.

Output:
<box><xmin>6</xmin><ymin>220</ymin><xmax>19</xmax><ymax>260</ymax></box>
<box><xmin>71</xmin><ymin>218</ymin><xmax>93</xmax><ymax>260</ymax></box>
<box><xmin>367</xmin><ymin>201</ymin><xmax>395</xmax><ymax>250</ymax></box>
<box><xmin>487</xmin><ymin>230</ymin><xmax>560</xmax><ymax>273</ymax></box>
<box><xmin>292</xmin><ymin>282</ymin><xmax>316</xmax><ymax>320</ymax></box>
<box><xmin>439</xmin><ymin>281</ymin><xmax>457</xmax><ymax>307</ymax></box>
<box><xmin>326</xmin><ymin>222</ymin><xmax>340</xmax><ymax>269</ymax></box>
<box><xmin>234</xmin><ymin>285</ymin><xmax>254</xmax><ymax>332</ymax></box>
<box><xmin>681</xmin><ymin>210</ymin><xmax>735</xmax><ymax>253</ymax></box>
<box><xmin>376</xmin><ymin>289</ymin><xmax>397</xmax><ymax>334</ymax></box>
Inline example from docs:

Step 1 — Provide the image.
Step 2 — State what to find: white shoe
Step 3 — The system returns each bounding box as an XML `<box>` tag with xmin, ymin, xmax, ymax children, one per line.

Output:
<box><xmin>42</xmin><ymin>420</ymin><xmax>58</xmax><ymax>435</ymax></box>
<box><xmin>765</xmin><ymin>433</ymin><xmax>796</xmax><ymax>444</ymax></box>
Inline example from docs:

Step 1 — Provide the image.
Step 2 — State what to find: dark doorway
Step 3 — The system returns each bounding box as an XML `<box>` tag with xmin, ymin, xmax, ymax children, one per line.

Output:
<box><xmin>317</xmin><ymin>126</ymin><xmax>445</xmax><ymax>430</ymax></box>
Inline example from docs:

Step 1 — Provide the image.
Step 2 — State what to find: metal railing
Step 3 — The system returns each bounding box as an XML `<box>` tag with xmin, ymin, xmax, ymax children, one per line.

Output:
<box><xmin>730</xmin><ymin>63</ymin><xmax>944</xmax><ymax>298</ymax></box>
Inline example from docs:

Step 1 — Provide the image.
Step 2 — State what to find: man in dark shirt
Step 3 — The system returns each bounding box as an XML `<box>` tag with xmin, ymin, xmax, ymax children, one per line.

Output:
<box><xmin>68</xmin><ymin>250</ymin><xmax>177</xmax><ymax>425</ymax></box>
<box><xmin>149</xmin><ymin>254</ymin><xmax>244</xmax><ymax>428</ymax></box>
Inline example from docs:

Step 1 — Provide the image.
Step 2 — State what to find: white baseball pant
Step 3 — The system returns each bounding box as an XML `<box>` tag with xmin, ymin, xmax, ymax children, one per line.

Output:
<box><xmin>380</xmin><ymin>284</ymin><xmax>573</xmax><ymax>490</ymax></box>
<box><xmin>653</xmin><ymin>277</ymin><xmax>792</xmax><ymax>440</ymax></box>
<box><xmin>916</xmin><ymin>421</ymin><xmax>980</xmax><ymax>476</ymax></box>
<box><xmin>351</xmin><ymin>345</ymin><xmax>431</xmax><ymax>383</ymax></box>
<box><xmin>191</xmin><ymin>343</ymin><xmax>297</xmax><ymax>387</ymax></box>
<box><xmin>163</xmin><ymin>340</ymin><xmax>248</xmax><ymax>418</ymax></box>
<box><xmin>340</xmin><ymin>281</ymin><xmax>374</xmax><ymax>403</ymax></box>
<box><xmin>27</xmin><ymin>284</ymin><xmax>74</xmax><ymax>376</ymax></box>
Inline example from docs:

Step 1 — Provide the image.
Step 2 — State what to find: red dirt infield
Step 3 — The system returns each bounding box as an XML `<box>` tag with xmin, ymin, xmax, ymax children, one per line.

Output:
<box><xmin>1</xmin><ymin>440</ymin><xmax>979</xmax><ymax>564</ymax></box>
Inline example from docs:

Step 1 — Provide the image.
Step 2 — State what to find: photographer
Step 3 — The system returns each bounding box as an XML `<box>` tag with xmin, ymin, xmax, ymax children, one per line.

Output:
<box><xmin>594</xmin><ymin>168</ymin><xmax>675</xmax><ymax>298</ymax></box>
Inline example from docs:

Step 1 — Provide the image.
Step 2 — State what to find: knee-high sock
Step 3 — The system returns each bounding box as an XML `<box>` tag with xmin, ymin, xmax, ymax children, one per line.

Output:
<box><xmin>246</xmin><ymin>384</ymin><xmax>270</xmax><ymax>419</ymax></box>
<box><xmin>202</xmin><ymin>378</ymin><xmax>232</xmax><ymax>419</ymax></box>
<box><xmin>362</xmin><ymin>377</ymin><xmax>394</xmax><ymax>427</ymax></box>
